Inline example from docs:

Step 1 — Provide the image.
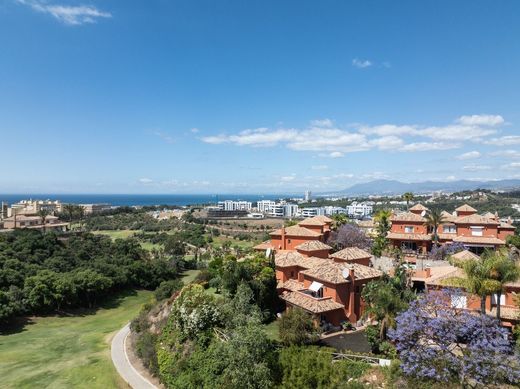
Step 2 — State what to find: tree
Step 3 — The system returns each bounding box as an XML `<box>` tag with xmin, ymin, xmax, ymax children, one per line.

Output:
<box><xmin>327</xmin><ymin>223</ymin><xmax>371</xmax><ymax>250</ymax></box>
<box><xmin>362</xmin><ymin>265</ymin><xmax>415</xmax><ymax>347</ymax></box>
<box><xmin>389</xmin><ymin>290</ymin><xmax>520</xmax><ymax>387</ymax></box>
<box><xmin>372</xmin><ymin>209</ymin><xmax>392</xmax><ymax>256</ymax></box>
<box><xmin>37</xmin><ymin>208</ymin><xmax>50</xmax><ymax>234</ymax></box>
<box><xmin>279</xmin><ymin>307</ymin><xmax>319</xmax><ymax>346</ymax></box>
<box><xmin>424</xmin><ymin>209</ymin><xmax>445</xmax><ymax>246</ymax></box>
<box><xmin>485</xmin><ymin>250</ymin><xmax>520</xmax><ymax>320</ymax></box>
<box><xmin>330</xmin><ymin>213</ymin><xmax>348</xmax><ymax>230</ymax></box>
<box><xmin>63</xmin><ymin>204</ymin><xmax>76</xmax><ymax>224</ymax></box>
<box><xmin>402</xmin><ymin>192</ymin><xmax>414</xmax><ymax>210</ymax></box>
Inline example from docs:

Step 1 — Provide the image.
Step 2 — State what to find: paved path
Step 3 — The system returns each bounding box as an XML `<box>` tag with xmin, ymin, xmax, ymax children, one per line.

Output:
<box><xmin>111</xmin><ymin>323</ymin><xmax>157</xmax><ymax>389</ymax></box>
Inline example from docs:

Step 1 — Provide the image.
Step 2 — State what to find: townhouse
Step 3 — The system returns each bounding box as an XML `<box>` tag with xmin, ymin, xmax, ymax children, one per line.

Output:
<box><xmin>256</xmin><ymin>215</ymin><xmax>382</xmax><ymax>327</ymax></box>
<box><xmin>411</xmin><ymin>251</ymin><xmax>520</xmax><ymax>327</ymax></box>
<box><xmin>388</xmin><ymin>203</ymin><xmax>515</xmax><ymax>255</ymax></box>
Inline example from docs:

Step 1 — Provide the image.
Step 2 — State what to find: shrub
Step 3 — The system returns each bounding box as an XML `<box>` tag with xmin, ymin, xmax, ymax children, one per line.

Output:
<box><xmin>154</xmin><ymin>279</ymin><xmax>184</xmax><ymax>301</ymax></box>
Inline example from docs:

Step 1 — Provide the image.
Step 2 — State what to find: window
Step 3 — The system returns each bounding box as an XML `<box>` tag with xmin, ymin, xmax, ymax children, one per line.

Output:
<box><xmin>316</xmin><ymin>288</ymin><xmax>323</xmax><ymax>298</ymax></box>
<box><xmin>287</xmin><ymin>239</ymin><xmax>291</xmax><ymax>244</ymax></box>
<box><xmin>443</xmin><ymin>224</ymin><xmax>456</xmax><ymax>233</ymax></box>
<box><xmin>450</xmin><ymin>294</ymin><xmax>467</xmax><ymax>308</ymax></box>
<box><xmin>404</xmin><ymin>226</ymin><xmax>414</xmax><ymax>233</ymax></box>
<box><xmin>290</xmin><ymin>271</ymin><xmax>294</xmax><ymax>278</ymax></box>
<box><xmin>492</xmin><ymin>294</ymin><xmax>506</xmax><ymax>306</ymax></box>
<box><xmin>470</xmin><ymin>226</ymin><xmax>484</xmax><ymax>237</ymax></box>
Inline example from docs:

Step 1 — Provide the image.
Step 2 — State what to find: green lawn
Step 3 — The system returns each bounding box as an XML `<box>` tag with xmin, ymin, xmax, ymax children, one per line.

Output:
<box><xmin>210</xmin><ymin>236</ymin><xmax>258</xmax><ymax>249</ymax></box>
<box><xmin>263</xmin><ymin>319</ymin><xmax>280</xmax><ymax>341</ymax></box>
<box><xmin>0</xmin><ymin>290</ymin><xmax>153</xmax><ymax>389</ymax></box>
<box><xmin>91</xmin><ymin>230</ymin><xmax>138</xmax><ymax>239</ymax></box>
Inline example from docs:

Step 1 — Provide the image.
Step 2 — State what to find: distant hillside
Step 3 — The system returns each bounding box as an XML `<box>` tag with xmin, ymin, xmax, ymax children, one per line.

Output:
<box><xmin>338</xmin><ymin>179</ymin><xmax>520</xmax><ymax>196</ymax></box>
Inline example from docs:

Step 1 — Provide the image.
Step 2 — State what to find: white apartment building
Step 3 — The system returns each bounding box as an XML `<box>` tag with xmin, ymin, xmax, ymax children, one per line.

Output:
<box><xmin>301</xmin><ymin>207</ymin><xmax>326</xmax><ymax>217</ymax></box>
<box><xmin>256</xmin><ymin>200</ymin><xmax>276</xmax><ymax>213</ymax></box>
<box><xmin>218</xmin><ymin>200</ymin><xmax>252</xmax><ymax>211</ymax></box>
<box><xmin>323</xmin><ymin>206</ymin><xmax>347</xmax><ymax>216</ymax></box>
<box><xmin>346</xmin><ymin>202</ymin><xmax>373</xmax><ymax>218</ymax></box>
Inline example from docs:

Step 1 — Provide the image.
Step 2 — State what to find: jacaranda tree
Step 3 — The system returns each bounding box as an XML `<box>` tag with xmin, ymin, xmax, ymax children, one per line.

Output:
<box><xmin>388</xmin><ymin>289</ymin><xmax>520</xmax><ymax>387</ymax></box>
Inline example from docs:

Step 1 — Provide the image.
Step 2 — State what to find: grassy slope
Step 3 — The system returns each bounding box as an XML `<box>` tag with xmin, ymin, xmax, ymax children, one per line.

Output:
<box><xmin>0</xmin><ymin>290</ymin><xmax>153</xmax><ymax>389</ymax></box>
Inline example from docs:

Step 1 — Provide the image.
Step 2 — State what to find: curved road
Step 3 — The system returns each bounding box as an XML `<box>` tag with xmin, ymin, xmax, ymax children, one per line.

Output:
<box><xmin>111</xmin><ymin>323</ymin><xmax>158</xmax><ymax>389</ymax></box>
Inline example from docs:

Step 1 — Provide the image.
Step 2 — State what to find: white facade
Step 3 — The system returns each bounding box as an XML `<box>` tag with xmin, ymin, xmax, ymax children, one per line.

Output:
<box><xmin>256</xmin><ymin>200</ymin><xmax>276</xmax><ymax>213</ymax></box>
<box><xmin>301</xmin><ymin>207</ymin><xmax>326</xmax><ymax>217</ymax></box>
<box><xmin>304</xmin><ymin>190</ymin><xmax>312</xmax><ymax>201</ymax></box>
<box><xmin>323</xmin><ymin>206</ymin><xmax>347</xmax><ymax>216</ymax></box>
<box><xmin>217</xmin><ymin>200</ymin><xmax>252</xmax><ymax>211</ymax></box>
<box><xmin>346</xmin><ymin>202</ymin><xmax>373</xmax><ymax>218</ymax></box>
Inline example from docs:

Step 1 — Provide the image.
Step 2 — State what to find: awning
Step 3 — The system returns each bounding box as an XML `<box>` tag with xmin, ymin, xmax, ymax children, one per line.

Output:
<box><xmin>309</xmin><ymin>281</ymin><xmax>323</xmax><ymax>292</ymax></box>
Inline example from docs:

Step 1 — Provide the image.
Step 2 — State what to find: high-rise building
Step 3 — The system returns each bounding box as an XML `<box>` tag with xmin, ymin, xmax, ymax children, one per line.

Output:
<box><xmin>304</xmin><ymin>190</ymin><xmax>312</xmax><ymax>201</ymax></box>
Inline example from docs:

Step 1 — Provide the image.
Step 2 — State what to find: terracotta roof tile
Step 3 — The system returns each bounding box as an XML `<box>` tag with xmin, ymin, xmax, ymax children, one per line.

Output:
<box><xmin>450</xmin><ymin>250</ymin><xmax>481</xmax><ymax>262</ymax></box>
<box><xmin>270</xmin><ymin>225</ymin><xmax>322</xmax><ymax>237</ymax></box>
<box><xmin>298</xmin><ymin>215</ymin><xmax>333</xmax><ymax>226</ymax></box>
<box><xmin>274</xmin><ymin>251</ymin><xmax>329</xmax><ymax>269</ymax></box>
<box><xmin>455</xmin><ymin>204</ymin><xmax>477</xmax><ymax>213</ymax></box>
<box><xmin>277</xmin><ymin>279</ymin><xmax>305</xmax><ymax>291</ymax></box>
<box><xmin>455</xmin><ymin>214</ymin><xmax>500</xmax><ymax>225</ymax></box>
<box><xmin>390</xmin><ymin>212</ymin><xmax>425</xmax><ymax>222</ymax></box>
<box><xmin>452</xmin><ymin>236</ymin><xmax>505</xmax><ymax>245</ymax></box>
<box><xmin>253</xmin><ymin>241</ymin><xmax>275</xmax><ymax>250</ymax></box>
<box><xmin>387</xmin><ymin>232</ymin><xmax>432</xmax><ymax>241</ymax></box>
<box><xmin>295</xmin><ymin>240</ymin><xmax>332</xmax><ymax>251</ymax></box>
<box><xmin>487</xmin><ymin>306</ymin><xmax>520</xmax><ymax>321</ymax></box>
<box><xmin>409</xmin><ymin>204</ymin><xmax>429</xmax><ymax>211</ymax></box>
<box><xmin>301</xmin><ymin>262</ymin><xmax>382</xmax><ymax>284</ymax></box>
<box><xmin>280</xmin><ymin>291</ymin><xmax>344</xmax><ymax>313</ymax></box>
<box><xmin>331</xmin><ymin>247</ymin><xmax>372</xmax><ymax>261</ymax></box>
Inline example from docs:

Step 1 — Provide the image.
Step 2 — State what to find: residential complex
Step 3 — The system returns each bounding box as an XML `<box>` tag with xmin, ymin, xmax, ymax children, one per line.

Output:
<box><xmin>217</xmin><ymin>200</ymin><xmax>252</xmax><ymax>211</ymax></box>
<box><xmin>388</xmin><ymin>203</ymin><xmax>515</xmax><ymax>254</ymax></box>
<box><xmin>0</xmin><ymin>199</ymin><xmax>69</xmax><ymax>232</ymax></box>
<box><xmin>255</xmin><ymin>215</ymin><xmax>382</xmax><ymax>327</ymax></box>
<box><xmin>411</xmin><ymin>250</ymin><xmax>520</xmax><ymax>327</ymax></box>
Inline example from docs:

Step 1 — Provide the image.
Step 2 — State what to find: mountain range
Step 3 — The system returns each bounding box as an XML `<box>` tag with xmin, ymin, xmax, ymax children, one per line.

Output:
<box><xmin>337</xmin><ymin>179</ymin><xmax>520</xmax><ymax>196</ymax></box>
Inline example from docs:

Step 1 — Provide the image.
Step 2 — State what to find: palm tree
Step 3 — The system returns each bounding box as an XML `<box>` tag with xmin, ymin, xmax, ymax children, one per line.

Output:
<box><xmin>37</xmin><ymin>208</ymin><xmax>50</xmax><ymax>234</ymax></box>
<box><xmin>486</xmin><ymin>250</ymin><xmax>520</xmax><ymax>320</ymax></box>
<box><xmin>63</xmin><ymin>204</ymin><xmax>76</xmax><ymax>224</ymax></box>
<box><xmin>424</xmin><ymin>210</ymin><xmax>445</xmax><ymax>247</ymax></box>
<box><xmin>76</xmin><ymin>205</ymin><xmax>85</xmax><ymax>231</ymax></box>
<box><xmin>459</xmin><ymin>258</ymin><xmax>499</xmax><ymax>314</ymax></box>
<box><xmin>331</xmin><ymin>213</ymin><xmax>348</xmax><ymax>230</ymax></box>
<box><xmin>374</xmin><ymin>209</ymin><xmax>392</xmax><ymax>237</ymax></box>
<box><xmin>402</xmin><ymin>192</ymin><xmax>414</xmax><ymax>211</ymax></box>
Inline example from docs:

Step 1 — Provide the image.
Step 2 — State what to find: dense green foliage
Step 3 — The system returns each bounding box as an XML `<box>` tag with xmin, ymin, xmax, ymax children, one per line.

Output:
<box><xmin>278</xmin><ymin>307</ymin><xmax>319</xmax><ymax>346</ymax></box>
<box><xmin>278</xmin><ymin>346</ymin><xmax>370</xmax><ymax>388</ymax></box>
<box><xmin>0</xmin><ymin>230</ymin><xmax>178</xmax><ymax>322</ymax></box>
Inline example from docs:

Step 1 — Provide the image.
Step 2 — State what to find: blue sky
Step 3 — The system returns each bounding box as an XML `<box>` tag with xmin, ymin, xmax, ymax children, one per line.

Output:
<box><xmin>1</xmin><ymin>0</ymin><xmax>520</xmax><ymax>194</ymax></box>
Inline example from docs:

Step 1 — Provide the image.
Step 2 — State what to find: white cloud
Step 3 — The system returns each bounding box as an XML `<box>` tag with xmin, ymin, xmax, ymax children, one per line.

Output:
<box><xmin>462</xmin><ymin>164</ymin><xmax>491</xmax><ymax>172</ymax></box>
<box><xmin>280</xmin><ymin>175</ymin><xmax>296</xmax><ymax>182</ymax></box>
<box><xmin>484</xmin><ymin>136</ymin><xmax>520</xmax><ymax>146</ymax></box>
<box><xmin>190</xmin><ymin>128</ymin><xmax>200</xmax><ymax>133</ymax></box>
<box><xmin>501</xmin><ymin>162</ymin><xmax>520</xmax><ymax>170</ymax></box>
<box><xmin>201</xmin><ymin>128</ymin><xmax>297</xmax><ymax>147</ymax></box>
<box><xmin>310</xmin><ymin>119</ymin><xmax>334</xmax><ymax>128</ymax></box>
<box><xmin>201</xmin><ymin>114</ymin><xmax>505</xmax><ymax>157</ymax></box>
<box><xmin>456</xmin><ymin>151</ymin><xmax>481</xmax><ymax>160</ymax></box>
<box><xmin>16</xmin><ymin>0</ymin><xmax>112</xmax><ymax>25</ymax></box>
<box><xmin>446</xmin><ymin>175</ymin><xmax>457</xmax><ymax>181</ymax></box>
<box><xmin>359</xmin><ymin>124</ymin><xmax>418</xmax><ymax>136</ymax></box>
<box><xmin>489</xmin><ymin>149</ymin><xmax>520</xmax><ymax>158</ymax></box>
<box><xmin>138</xmin><ymin>178</ymin><xmax>154</xmax><ymax>184</ymax></box>
<box><xmin>456</xmin><ymin>114</ymin><xmax>504</xmax><ymax>127</ymax></box>
<box><xmin>368</xmin><ymin>136</ymin><xmax>404</xmax><ymax>150</ymax></box>
<box><xmin>399</xmin><ymin>142</ymin><xmax>460</xmax><ymax>152</ymax></box>
<box><xmin>418</xmin><ymin>124</ymin><xmax>496</xmax><ymax>141</ymax></box>
<box><xmin>352</xmin><ymin>58</ymin><xmax>372</xmax><ymax>68</ymax></box>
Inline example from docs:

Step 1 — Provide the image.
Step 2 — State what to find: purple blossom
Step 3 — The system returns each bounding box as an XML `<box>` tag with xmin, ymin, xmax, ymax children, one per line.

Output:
<box><xmin>388</xmin><ymin>289</ymin><xmax>520</xmax><ymax>386</ymax></box>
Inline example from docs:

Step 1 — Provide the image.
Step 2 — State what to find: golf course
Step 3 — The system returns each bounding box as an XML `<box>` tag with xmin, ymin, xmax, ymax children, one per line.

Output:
<box><xmin>0</xmin><ymin>290</ymin><xmax>153</xmax><ymax>389</ymax></box>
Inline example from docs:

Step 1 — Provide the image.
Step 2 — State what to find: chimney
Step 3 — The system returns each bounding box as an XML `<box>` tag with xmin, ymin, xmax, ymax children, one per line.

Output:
<box><xmin>348</xmin><ymin>266</ymin><xmax>356</xmax><ymax>322</ymax></box>
<box><xmin>281</xmin><ymin>226</ymin><xmax>286</xmax><ymax>250</ymax></box>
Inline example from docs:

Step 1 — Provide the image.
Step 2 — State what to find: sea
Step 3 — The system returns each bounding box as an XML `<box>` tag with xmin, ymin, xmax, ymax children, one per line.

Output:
<box><xmin>0</xmin><ymin>194</ymin><xmax>294</xmax><ymax>207</ymax></box>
